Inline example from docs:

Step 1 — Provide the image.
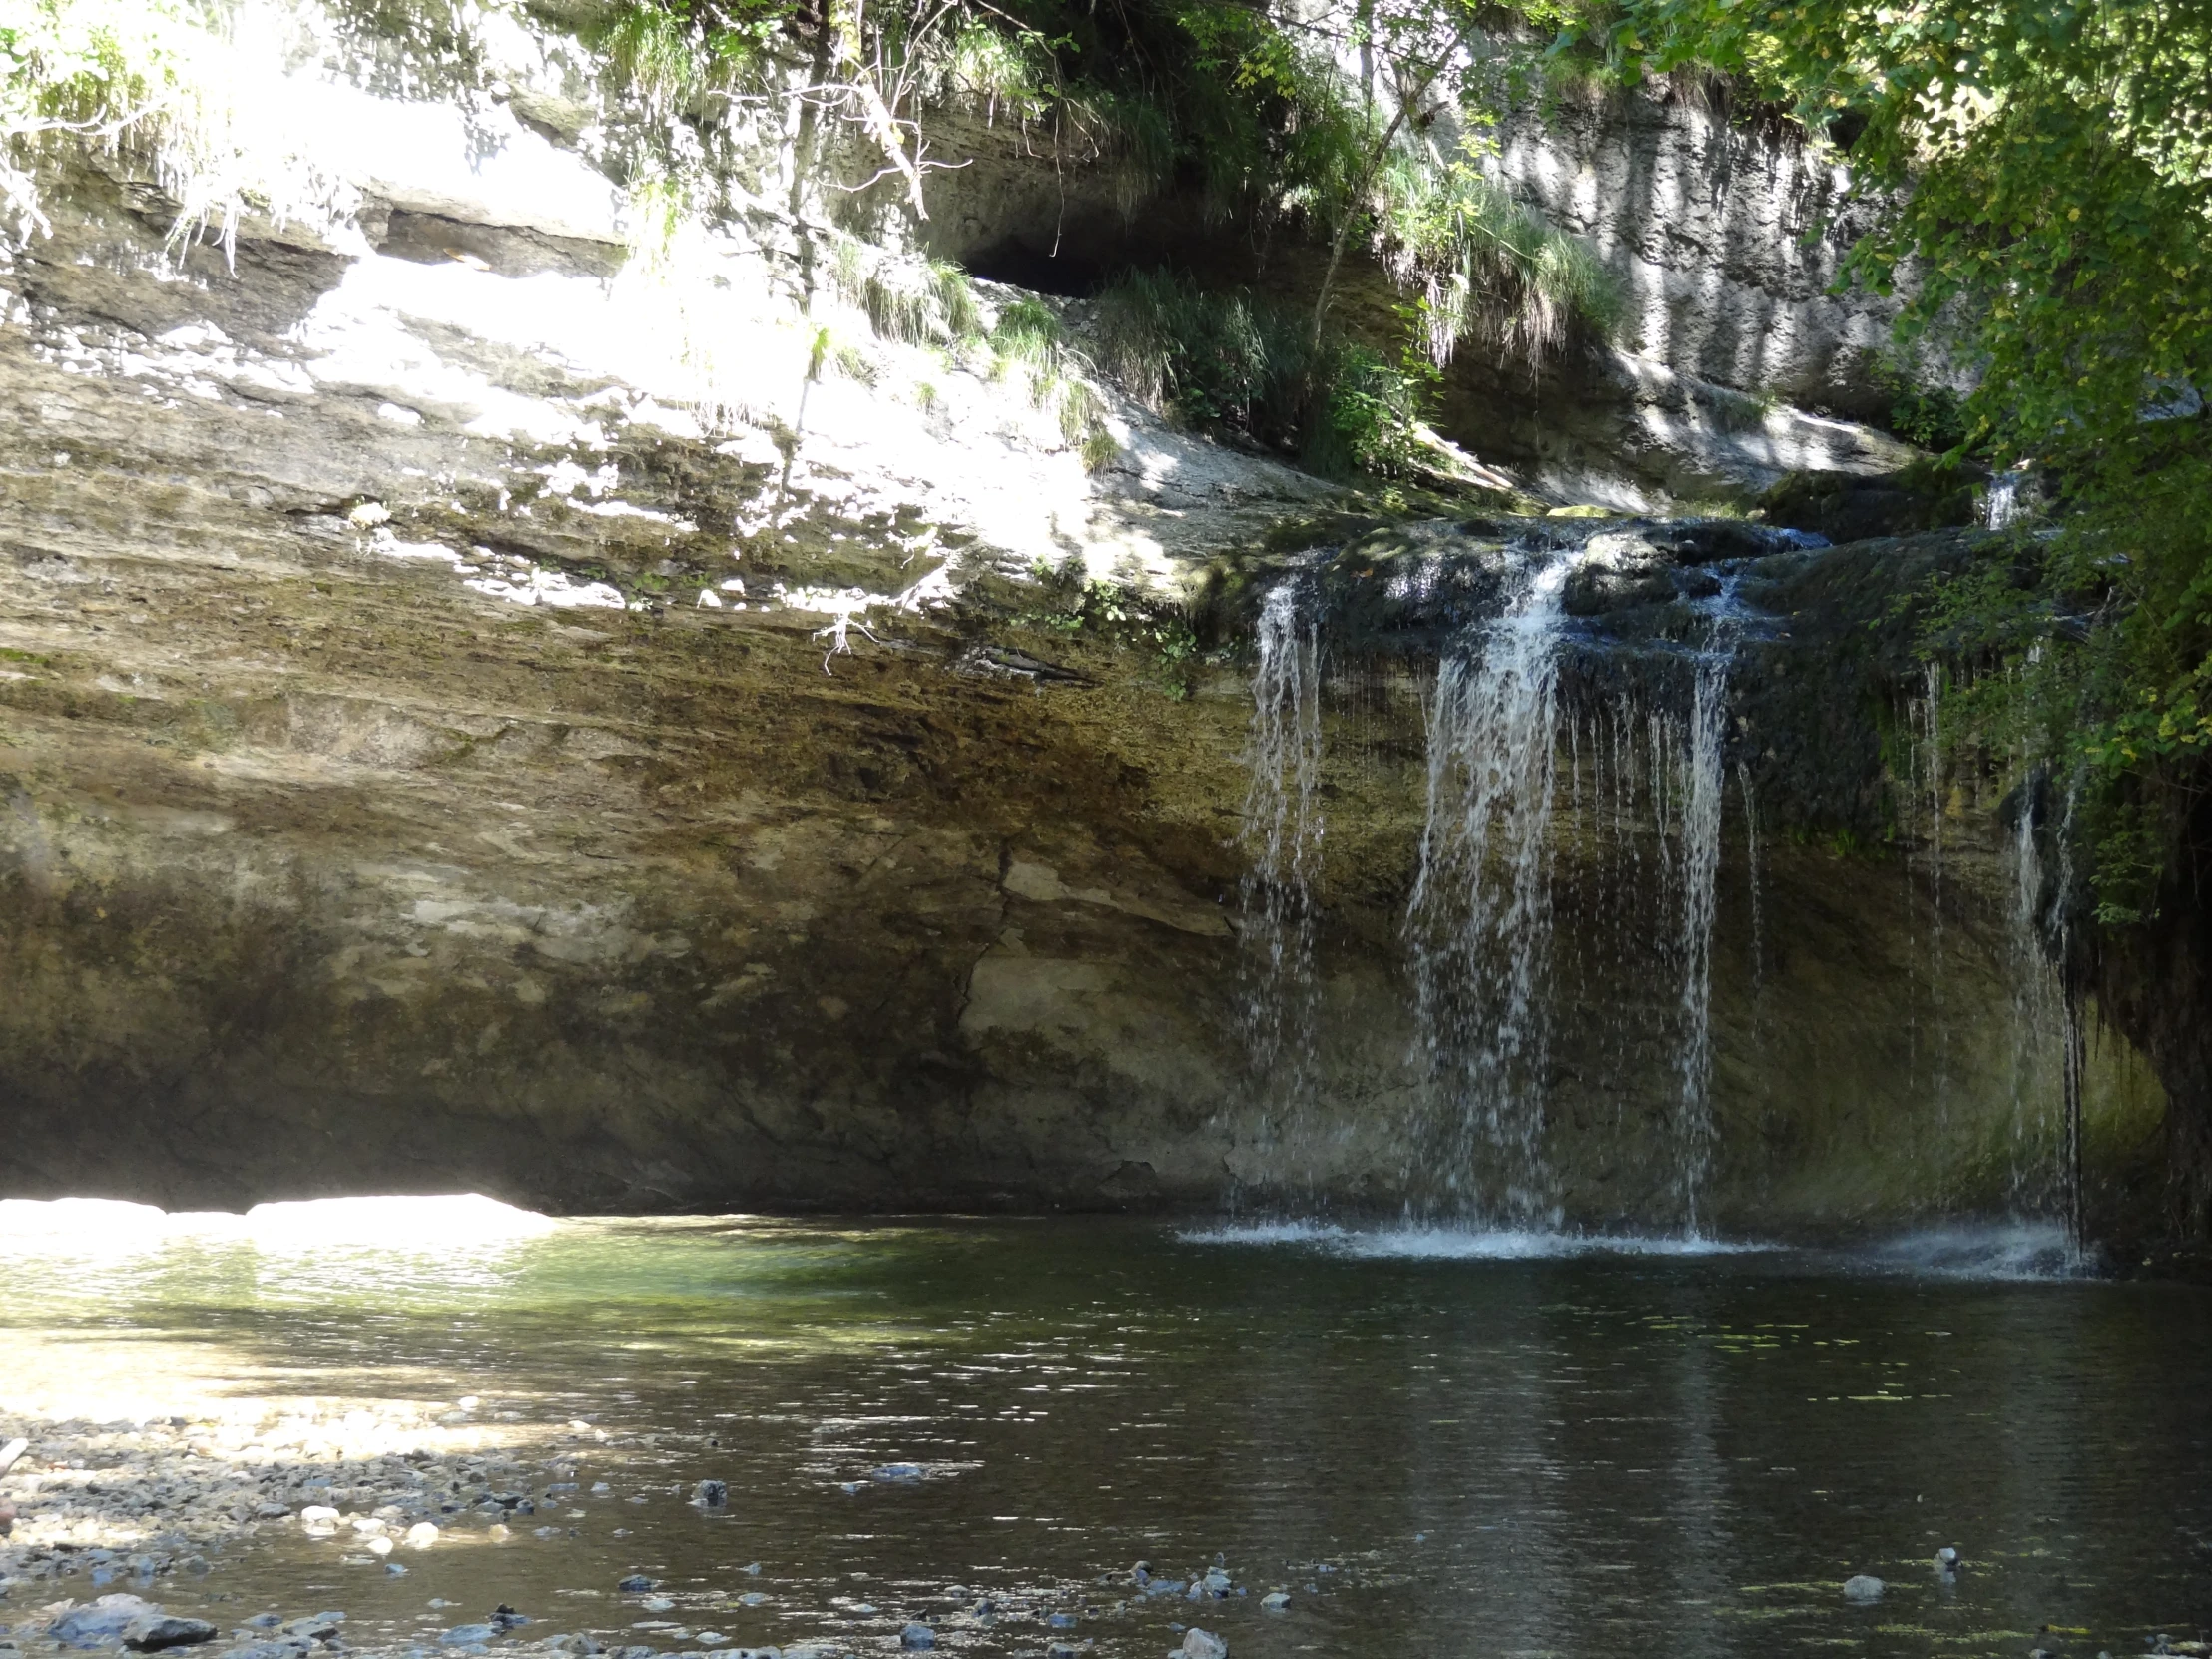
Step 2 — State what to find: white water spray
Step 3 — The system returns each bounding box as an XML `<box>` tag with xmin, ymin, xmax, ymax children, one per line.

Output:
<box><xmin>1985</xmin><ymin>469</ymin><xmax>2028</xmax><ymax>531</ymax></box>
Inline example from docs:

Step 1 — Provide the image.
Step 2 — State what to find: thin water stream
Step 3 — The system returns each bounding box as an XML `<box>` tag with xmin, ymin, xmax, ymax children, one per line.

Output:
<box><xmin>3</xmin><ymin>1217</ymin><xmax>2208</xmax><ymax>1659</ymax></box>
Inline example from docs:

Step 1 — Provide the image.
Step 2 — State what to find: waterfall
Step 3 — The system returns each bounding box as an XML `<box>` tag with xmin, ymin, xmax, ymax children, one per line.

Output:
<box><xmin>1661</xmin><ymin>572</ymin><xmax>1752</xmax><ymax>1233</ymax></box>
<box><xmin>1920</xmin><ymin>664</ymin><xmax>1951</xmax><ymax>1114</ymax></box>
<box><xmin>1405</xmin><ymin>550</ymin><xmax>1575</xmax><ymax>1221</ymax></box>
<box><xmin>1986</xmin><ymin>469</ymin><xmax>2026</xmax><ymax>530</ymax></box>
<box><xmin>1238</xmin><ymin>581</ymin><xmax>1326</xmax><ymax>1165</ymax></box>
<box><xmin>1737</xmin><ymin>762</ymin><xmax>1763</xmax><ymax>1000</ymax></box>
<box><xmin>1673</xmin><ymin>631</ymin><xmax>1728</xmax><ymax>1233</ymax></box>
<box><xmin>2004</xmin><ymin>790</ymin><xmax>2063</xmax><ymax>1214</ymax></box>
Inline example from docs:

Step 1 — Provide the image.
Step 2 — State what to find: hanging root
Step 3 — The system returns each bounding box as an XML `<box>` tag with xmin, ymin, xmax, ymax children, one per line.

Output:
<box><xmin>813</xmin><ymin>612</ymin><xmax>885</xmax><ymax>675</ymax></box>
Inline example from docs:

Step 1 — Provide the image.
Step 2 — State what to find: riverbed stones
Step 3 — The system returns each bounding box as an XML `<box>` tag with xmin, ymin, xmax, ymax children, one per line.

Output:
<box><xmin>1841</xmin><ymin>1575</ymin><xmax>1885</xmax><ymax>1602</ymax></box>
<box><xmin>897</xmin><ymin>1624</ymin><xmax>934</xmax><ymax>1650</ymax></box>
<box><xmin>1179</xmin><ymin>1631</ymin><xmax>1227</xmax><ymax>1659</ymax></box>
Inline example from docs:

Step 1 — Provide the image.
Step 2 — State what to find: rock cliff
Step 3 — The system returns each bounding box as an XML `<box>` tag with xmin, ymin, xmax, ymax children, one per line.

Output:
<box><xmin>0</xmin><ymin>1</ymin><xmax>2174</xmax><ymax>1239</ymax></box>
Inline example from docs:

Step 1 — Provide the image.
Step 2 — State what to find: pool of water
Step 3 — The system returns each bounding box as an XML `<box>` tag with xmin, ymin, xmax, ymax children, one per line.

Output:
<box><xmin>5</xmin><ymin>1211</ymin><xmax>2209</xmax><ymax>1659</ymax></box>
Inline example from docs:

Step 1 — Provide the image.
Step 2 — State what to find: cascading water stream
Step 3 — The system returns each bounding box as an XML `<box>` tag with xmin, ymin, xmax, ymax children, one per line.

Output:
<box><xmin>1237</xmin><ymin>580</ymin><xmax>1326</xmax><ymax>1173</ymax></box>
<box><xmin>1405</xmin><ymin>549</ymin><xmax>1576</xmax><ymax>1222</ymax></box>
<box><xmin>1672</xmin><ymin>577</ymin><xmax>1740</xmax><ymax>1235</ymax></box>
<box><xmin>2005</xmin><ymin>787</ymin><xmax>2063</xmax><ymax>1215</ymax></box>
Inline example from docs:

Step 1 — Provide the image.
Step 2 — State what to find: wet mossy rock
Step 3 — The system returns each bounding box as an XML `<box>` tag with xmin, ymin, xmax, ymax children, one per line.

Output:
<box><xmin>1759</xmin><ymin>458</ymin><xmax>1981</xmax><ymax>545</ymax></box>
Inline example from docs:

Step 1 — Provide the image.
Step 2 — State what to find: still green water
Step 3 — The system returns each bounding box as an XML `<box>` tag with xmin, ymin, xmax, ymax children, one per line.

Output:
<box><xmin>8</xmin><ymin>1215</ymin><xmax>2211</xmax><ymax>1658</ymax></box>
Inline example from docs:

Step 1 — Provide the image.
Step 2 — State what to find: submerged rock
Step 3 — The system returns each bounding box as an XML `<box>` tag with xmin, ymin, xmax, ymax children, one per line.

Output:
<box><xmin>1180</xmin><ymin>1631</ymin><xmax>1227</xmax><ymax>1659</ymax></box>
<box><xmin>1841</xmin><ymin>1576</ymin><xmax>1885</xmax><ymax>1603</ymax></box>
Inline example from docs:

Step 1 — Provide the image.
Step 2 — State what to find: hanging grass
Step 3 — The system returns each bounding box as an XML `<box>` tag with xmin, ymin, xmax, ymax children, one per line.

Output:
<box><xmin>1375</xmin><ymin>145</ymin><xmax>1625</xmax><ymax>367</ymax></box>
<box><xmin>2</xmin><ymin>0</ymin><xmax>354</xmax><ymax>255</ymax></box>
<box><xmin>1088</xmin><ymin>268</ymin><xmax>1430</xmax><ymax>478</ymax></box>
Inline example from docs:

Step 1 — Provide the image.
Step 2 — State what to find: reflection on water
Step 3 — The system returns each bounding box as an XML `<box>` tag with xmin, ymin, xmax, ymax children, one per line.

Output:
<box><xmin>4</xmin><ymin>1209</ymin><xmax>2210</xmax><ymax>1659</ymax></box>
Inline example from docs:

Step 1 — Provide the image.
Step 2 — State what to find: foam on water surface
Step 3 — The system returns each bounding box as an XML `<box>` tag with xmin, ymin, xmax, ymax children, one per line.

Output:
<box><xmin>1182</xmin><ymin>1217</ymin><xmax>2093</xmax><ymax>1278</ymax></box>
<box><xmin>1181</xmin><ymin>1221</ymin><xmax>1766</xmax><ymax>1259</ymax></box>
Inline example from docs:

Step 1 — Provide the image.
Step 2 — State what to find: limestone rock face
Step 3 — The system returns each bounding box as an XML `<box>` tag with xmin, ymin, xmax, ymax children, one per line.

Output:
<box><xmin>1487</xmin><ymin>81</ymin><xmax>1915</xmax><ymax>426</ymax></box>
<box><xmin>0</xmin><ymin>128</ymin><xmax>1327</xmax><ymax>1214</ymax></box>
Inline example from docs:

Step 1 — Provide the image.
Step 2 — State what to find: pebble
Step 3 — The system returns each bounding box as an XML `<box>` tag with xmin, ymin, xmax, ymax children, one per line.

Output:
<box><xmin>897</xmin><ymin>1624</ymin><xmax>933</xmax><ymax>1650</ymax></box>
<box><xmin>1260</xmin><ymin>1594</ymin><xmax>1290</xmax><ymax>1612</ymax></box>
<box><xmin>438</xmin><ymin>1627</ymin><xmax>498</xmax><ymax>1647</ymax></box>
<box><xmin>405</xmin><ymin>1524</ymin><xmax>441</xmax><ymax>1550</ymax></box>
<box><xmin>691</xmin><ymin>1483</ymin><xmax>727</xmax><ymax>1510</ymax></box>
<box><xmin>1180</xmin><ymin>1631</ymin><xmax>1227</xmax><ymax>1659</ymax></box>
<box><xmin>1842</xmin><ymin>1576</ymin><xmax>1885</xmax><ymax>1603</ymax></box>
<box><xmin>617</xmin><ymin>1578</ymin><xmax>659</xmax><ymax>1595</ymax></box>
<box><xmin>869</xmin><ymin>1465</ymin><xmax>924</xmax><ymax>1484</ymax></box>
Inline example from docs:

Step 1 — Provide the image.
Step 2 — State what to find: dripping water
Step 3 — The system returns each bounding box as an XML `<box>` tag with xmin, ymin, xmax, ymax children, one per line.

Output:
<box><xmin>1738</xmin><ymin>761</ymin><xmax>1764</xmax><ymax>1019</ymax></box>
<box><xmin>1238</xmin><ymin>580</ymin><xmax>1326</xmax><ymax>1177</ymax></box>
<box><xmin>1921</xmin><ymin>662</ymin><xmax>1951</xmax><ymax>1116</ymax></box>
<box><xmin>1673</xmin><ymin>578</ymin><xmax>1740</xmax><ymax>1235</ymax></box>
<box><xmin>2005</xmin><ymin>782</ymin><xmax>2064</xmax><ymax>1217</ymax></box>
<box><xmin>2053</xmin><ymin>778</ymin><xmax>2087</xmax><ymax>1263</ymax></box>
